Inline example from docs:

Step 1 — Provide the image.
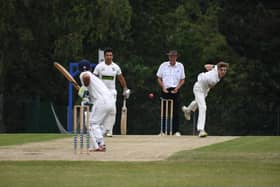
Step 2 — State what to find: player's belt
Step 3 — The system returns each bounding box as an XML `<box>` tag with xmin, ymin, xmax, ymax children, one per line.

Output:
<box><xmin>101</xmin><ymin>75</ymin><xmax>114</xmax><ymax>80</ymax></box>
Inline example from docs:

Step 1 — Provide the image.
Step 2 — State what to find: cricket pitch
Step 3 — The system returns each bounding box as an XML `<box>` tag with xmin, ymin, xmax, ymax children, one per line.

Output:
<box><xmin>0</xmin><ymin>135</ymin><xmax>238</xmax><ymax>161</ymax></box>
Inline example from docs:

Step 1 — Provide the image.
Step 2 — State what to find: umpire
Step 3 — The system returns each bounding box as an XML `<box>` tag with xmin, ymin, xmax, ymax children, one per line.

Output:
<box><xmin>156</xmin><ymin>50</ymin><xmax>186</xmax><ymax>136</ymax></box>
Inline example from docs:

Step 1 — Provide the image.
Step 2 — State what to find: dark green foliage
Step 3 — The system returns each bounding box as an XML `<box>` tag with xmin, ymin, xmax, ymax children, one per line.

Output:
<box><xmin>0</xmin><ymin>0</ymin><xmax>279</xmax><ymax>134</ymax></box>
<box><xmin>217</xmin><ymin>0</ymin><xmax>280</xmax><ymax>135</ymax></box>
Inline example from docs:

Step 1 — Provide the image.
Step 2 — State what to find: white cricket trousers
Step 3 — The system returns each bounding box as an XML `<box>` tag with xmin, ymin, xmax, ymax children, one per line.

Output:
<box><xmin>103</xmin><ymin>89</ymin><xmax>117</xmax><ymax>135</ymax></box>
<box><xmin>89</xmin><ymin>99</ymin><xmax>115</xmax><ymax>149</ymax></box>
<box><xmin>187</xmin><ymin>82</ymin><xmax>209</xmax><ymax>131</ymax></box>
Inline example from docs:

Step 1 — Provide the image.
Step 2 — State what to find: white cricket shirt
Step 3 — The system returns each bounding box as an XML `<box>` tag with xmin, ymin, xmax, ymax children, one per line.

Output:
<box><xmin>80</xmin><ymin>71</ymin><xmax>113</xmax><ymax>102</ymax></box>
<box><xmin>197</xmin><ymin>65</ymin><xmax>220</xmax><ymax>90</ymax></box>
<box><xmin>156</xmin><ymin>61</ymin><xmax>185</xmax><ymax>88</ymax></box>
<box><xmin>93</xmin><ymin>62</ymin><xmax>122</xmax><ymax>90</ymax></box>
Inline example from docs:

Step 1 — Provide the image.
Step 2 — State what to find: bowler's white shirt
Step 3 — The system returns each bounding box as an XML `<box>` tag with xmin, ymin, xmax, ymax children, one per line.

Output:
<box><xmin>197</xmin><ymin>65</ymin><xmax>220</xmax><ymax>91</ymax></box>
<box><xmin>93</xmin><ymin>62</ymin><xmax>122</xmax><ymax>90</ymax></box>
<box><xmin>156</xmin><ymin>61</ymin><xmax>185</xmax><ymax>88</ymax></box>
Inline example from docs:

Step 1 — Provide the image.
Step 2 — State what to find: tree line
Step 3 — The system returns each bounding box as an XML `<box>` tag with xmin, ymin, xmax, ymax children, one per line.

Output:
<box><xmin>0</xmin><ymin>0</ymin><xmax>279</xmax><ymax>135</ymax></box>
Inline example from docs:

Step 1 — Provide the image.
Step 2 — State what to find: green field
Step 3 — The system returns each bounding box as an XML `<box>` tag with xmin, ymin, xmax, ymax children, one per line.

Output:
<box><xmin>0</xmin><ymin>135</ymin><xmax>279</xmax><ymax>187</ymax></box>
<box><xmin>0</xmin><ymin>134</ymin><xmax>70</xmax><ymax>146</ymax></box>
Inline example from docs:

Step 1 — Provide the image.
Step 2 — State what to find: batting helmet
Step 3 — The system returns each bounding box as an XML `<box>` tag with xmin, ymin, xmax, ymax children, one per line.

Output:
<box><xmin>78</xmin><ymin>59</ymin><xmax>91</xmax><ymax>72</ymax></box>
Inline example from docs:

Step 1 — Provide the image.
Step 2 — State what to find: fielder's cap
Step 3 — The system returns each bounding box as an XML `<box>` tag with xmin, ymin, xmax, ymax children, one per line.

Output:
<box><xmin>166</xmin><ymin>50</ymin><xmax>178</xmax><ymax>56</ymax></box>
<box><xmin>78</xmin><ymin>59</ymin><xmax>91</xmax><ymax>72</ymax></box>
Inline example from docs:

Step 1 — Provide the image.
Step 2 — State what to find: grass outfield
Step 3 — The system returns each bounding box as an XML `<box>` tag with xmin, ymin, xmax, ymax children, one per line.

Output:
<box><xmin>0</xmin><ymin>134</ymin><xmax>71</xmax><ymax>146</ymax></box>
<box><xmin>0</xmin><ymin>135</ymin><xmax>279</xmax><ymax>187</ymax></box>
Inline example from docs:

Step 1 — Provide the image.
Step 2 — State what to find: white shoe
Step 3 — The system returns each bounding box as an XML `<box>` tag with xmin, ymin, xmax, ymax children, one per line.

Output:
<box><xmin>175</xmin><ymin>132</ymin><xmax>181</xmax><ymax>136</ymax></box>
<box><xmin>198</xmin><ymin>130</ymin><xmax>208</xmax><ymax>138</ymax></box>
<box><xmin>182</xmin><ymin>106</ymin><xmax>191</xmax><ymax>120</ymax></box>
<box><xmin>104</xmin><ymin>130</ymin><xmax>113</xmax><ymax>137</ymax></box>
<box><xmin>158</xmin><ymin>132</ymin><xmax>165</xmax><ymax>136</ymax></box>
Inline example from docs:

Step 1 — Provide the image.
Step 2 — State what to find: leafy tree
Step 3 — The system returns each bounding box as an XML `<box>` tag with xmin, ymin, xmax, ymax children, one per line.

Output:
<box><xmin>218</xmin><ymin>0</ymin><xmax>280</xmax><ymax>135</ymax></box>
<box><xmin>1</xmin><ymin>0</ymin><xmax>279</xmax><ymax>135</ymax></box>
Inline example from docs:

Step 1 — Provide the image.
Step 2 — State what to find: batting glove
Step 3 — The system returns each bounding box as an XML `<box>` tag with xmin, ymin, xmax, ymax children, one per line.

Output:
<box><xmin>123</xmin><ymin>88</ymin><xmax>131</xmax><ymax>99</ymax></box>
<box><xmin>78</xmin><ymin>86</ymin><xmax>89</xmax><ymax>98</ymax></box>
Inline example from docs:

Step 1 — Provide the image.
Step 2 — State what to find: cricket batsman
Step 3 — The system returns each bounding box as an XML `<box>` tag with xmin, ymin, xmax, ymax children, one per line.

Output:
<box><xmin>78</xmin><ymin>61</ymin><xmax>115</xmax><ymax>151</ymax></box>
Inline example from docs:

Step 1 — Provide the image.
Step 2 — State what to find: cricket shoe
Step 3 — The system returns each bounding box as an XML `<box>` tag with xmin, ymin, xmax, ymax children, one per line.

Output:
<box><xmin>94</xmin><ymin>147</ymin><xmax>106</xmax><ymax>152</ymax></box>
<box><xmin>174</xmin><ymin>132</ymin><xmax>181</xmax><ymax>136</ymax></box>
<box><xmin>181</xmin><ymin>106</ymin><xmax>191</xmax><ymax>120</ymax></box>
<box><xmin>100</xmin><ymin>144</ymin><xmax>106</xmax><ymax>149</ymax></box>
<box><xmin>158</xmin><ymin>132</ymin><xmax>165</xmax><ymax>136</ymax></box>
<box><xmin>89</xmin><ymin>147</ymin><xmax>106</xmax><ymax>152</ymax></box>
<box><xmin>198</xmin><ymin>130</ymin><xmax>208</xmax><ymax>138</ymax></box>
<box><xmin>104</xmin><ymin>131</ymin><xmax>113</xmax><ymax>137</ymax></box>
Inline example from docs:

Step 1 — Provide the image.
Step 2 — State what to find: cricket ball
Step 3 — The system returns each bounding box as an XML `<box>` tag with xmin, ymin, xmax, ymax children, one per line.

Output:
<box><xmin>148</xmin><ymin>93</ymin><xmax>155</xmax><ymax>99</ymax></box>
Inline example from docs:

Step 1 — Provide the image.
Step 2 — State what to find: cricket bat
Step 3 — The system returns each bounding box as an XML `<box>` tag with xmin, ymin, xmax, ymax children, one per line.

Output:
<box><xmin>120</xmin><ymin>98</ymin><xmax>127</xmax><ymax>135</ymax></box>
<box><xmin>54</xmin><ymin>62</ymin><xmax>80</xmax><ymax>91</ymax></box>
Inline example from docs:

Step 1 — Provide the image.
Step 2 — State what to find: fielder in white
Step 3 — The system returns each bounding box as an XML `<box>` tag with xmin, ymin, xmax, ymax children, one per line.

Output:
<box><xmin>78</xmin><ymin>64</ymin><xmax>115</xmax><ymax>152</ymax></box>
<box><xmin>93</xmin><ymin>48</ymin><xmax>129</xmax><ymax>137</ymax></box>
<box><xmin>182</xmin><ymin>61</ymin><xmax>229</xmax><ymax>137</ymax></box>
